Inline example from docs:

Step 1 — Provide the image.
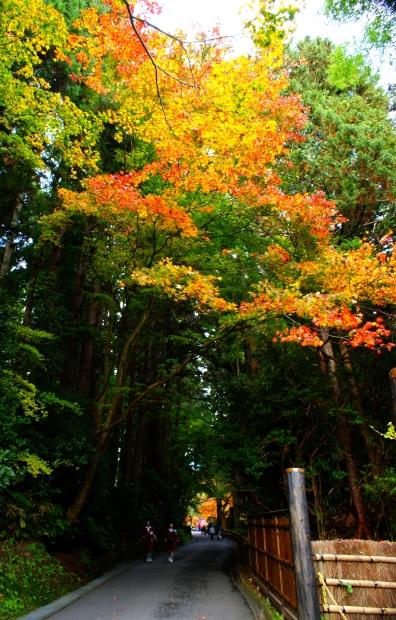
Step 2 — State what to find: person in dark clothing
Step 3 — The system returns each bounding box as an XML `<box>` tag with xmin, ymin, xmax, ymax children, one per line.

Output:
<box><xmin>164</xmin><ymin>522</ymin><xmax>179</xmax><ymax>563</ymax></box>
<box><xmin>141</xmin><ymin>520</ymin><xmax>157</xmax><ymax>562</ymax></box>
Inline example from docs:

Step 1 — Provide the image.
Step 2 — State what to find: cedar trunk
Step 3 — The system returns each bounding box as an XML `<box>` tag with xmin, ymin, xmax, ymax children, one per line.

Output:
<box><xmin>339</xmin><ymin>343</ymin><xmax>378</xmax><ymax>468</ymax></box>
<box><xmin>320</xmin><ymin>332</ymin><xmax>371</xmax><ymax>538</ymax></box>
<box><xmin>0</xmin><ymin>197</ymin><xmax>23</xmax><ymax>281</ymax></box>
<box><xmin>66</xmin><ymin>309</ymin><xmax>150</xmax><ymax>522</ymax></box>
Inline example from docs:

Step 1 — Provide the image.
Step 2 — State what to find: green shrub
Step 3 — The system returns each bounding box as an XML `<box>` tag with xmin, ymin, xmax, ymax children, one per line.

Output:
<box><xmin>0</xmin><ymin>539</ymin><xmax>81</xmax><ymax>619</ymax></box>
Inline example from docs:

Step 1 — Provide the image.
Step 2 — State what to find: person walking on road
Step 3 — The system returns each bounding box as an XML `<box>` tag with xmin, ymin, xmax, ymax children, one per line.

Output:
<box><xmin>141</xmin><ymin>520</ymin><xmax>157</xmax><ymax>562</ymax></box>
<box><xmin>164</xmin><ymin>522</ymin><xmax>179</xmax><ymax>563</ymax></box>
<box><xmin>208</xmin><ymin>523</ymin><xmax>216</xmax><ymax>540</ymax></box>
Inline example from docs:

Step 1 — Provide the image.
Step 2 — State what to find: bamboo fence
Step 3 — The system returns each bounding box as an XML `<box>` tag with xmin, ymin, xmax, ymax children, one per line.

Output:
<box><xmin>247</xmin><ymin>515</ymin><xmax>297</xmax><ymax>619</ymax></box>
<box><xmin>312</xmin><ymin>540</ymin><xmax>396</xmax><ymax>620</ymax></box>
<box><xmin>246</xmin><ymin>518</ymin><xmax>396</xmax><ymax>620</ymax></box>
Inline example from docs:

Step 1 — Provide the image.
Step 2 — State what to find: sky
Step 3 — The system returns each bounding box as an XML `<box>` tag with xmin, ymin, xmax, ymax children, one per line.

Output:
<box><xmin>151</xmin><ymin>0</ymin><xmax>394</xmax><ymax>87</ymax></box>
<box><xmin>152</xmin><ymin>0</ymin><xmax>364</xmax><ymax>44</ymax></box>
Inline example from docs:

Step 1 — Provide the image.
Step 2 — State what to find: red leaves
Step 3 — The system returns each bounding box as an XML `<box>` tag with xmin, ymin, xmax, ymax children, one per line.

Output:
<box><xmin>348</xmin><ymin>318</ymin><xmax>395</xmax><ymax>352</ymax></box>
<box><xmin>60</xmin><ymin>174</ymin><xmax>198</xmax><ymax>237</ymax></box>
<box><xmin>275</xmin><ymin>326</ymin><xmax>324</xmax><ymax>347</ymax></box>
<box><xmin>274</xmin><ymin>317</ymin><xmax>395</xmax><ymax>352</ymax></box>
<box><xmin>311</xmin><ymin>306</ymin><xmax>361</xmax><ymax>331</ymax></box>
<box><xmin>259</xmin><ymin>188</ymin><xmax>344</xmax><ymax>241</ymax></box>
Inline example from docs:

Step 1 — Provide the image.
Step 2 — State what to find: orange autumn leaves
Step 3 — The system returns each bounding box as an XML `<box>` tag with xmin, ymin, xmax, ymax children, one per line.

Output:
<box><xmin>54</xmin><ymin>0</ymin><xmax>395</xmax><ymax>349</ymax></box>
<box><xmin>56</xmin><ymin>0</ymin><xmax>306</xmax><ymax>201</ymax></box>
<box><xmin>240</xmin><ymin>243</ymin><xmax>396</xmax><ymax>350</ymax></box>
<box><xmin>56</xmin><ymin>0</ymin><xmax>158</xmax><ymax>94</ymax></box>
<box><xmin>59</xmin><ymin>174</ymin><xmax>197</xmax><ymax>238</ymax></box>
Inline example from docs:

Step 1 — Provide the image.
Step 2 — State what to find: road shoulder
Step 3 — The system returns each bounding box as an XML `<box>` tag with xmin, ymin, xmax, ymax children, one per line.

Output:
<box><xmin>17</xmin><ymin>562</ymin><xmax>137</xmax><ymax>620</ymax></box>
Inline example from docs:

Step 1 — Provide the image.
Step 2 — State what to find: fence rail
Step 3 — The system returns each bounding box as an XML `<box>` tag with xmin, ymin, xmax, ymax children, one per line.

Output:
<box><xmin>322</xmin><ymin>605</ymin><xmax>396</xmax><ymax>616</ymax></box>
<box><xmin>313</xmin><ymin>553</ymin><xmax>396</xmax><ymax>564</ymax></box>
<box><xmin>313</xmin><ymin>542</ymin><xmax>396</xmax><ymax>620</ymax></box>
<box><xmin>246</xmin><ymin>518</ymin><xmax>396</xmax><ymax>620</ymax></box>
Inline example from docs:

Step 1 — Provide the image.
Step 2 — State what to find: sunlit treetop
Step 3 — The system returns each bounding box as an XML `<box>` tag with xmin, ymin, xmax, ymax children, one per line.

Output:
<box><xmin>57</xmin><ymin>0</ymin><xmax>305</xmax><ymax>193</ymax></box>
<box><xmin>0</xmin><ymin>0</ymin><xmax>102</xmax><ymax>174</ymax></box>
<box><xmin>239</xmin><ymin>241</ymin><xmax>396</xmax><ymax>350</ymax></box>
<box><xmin>51</xmin><ymin>0</ymin><xmax>396</xmax><ymax>349</ymax></box>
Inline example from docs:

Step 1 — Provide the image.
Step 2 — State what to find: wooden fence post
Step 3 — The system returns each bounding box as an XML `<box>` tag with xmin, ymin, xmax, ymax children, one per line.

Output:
<box><xmin>287</xmin><ymin>468</ymin><xmax>321</xmax><ymax>620</ymax></box>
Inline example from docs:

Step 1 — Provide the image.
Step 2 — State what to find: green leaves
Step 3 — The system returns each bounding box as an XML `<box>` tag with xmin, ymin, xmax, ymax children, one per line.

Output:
<box><xmin>17</xmin><ymin>453</ymin><xmax>52</xmax><ymax>477</ymax></box>
<box><xmin>284</xmin><ymin>38</ymin><xmax>396</xmax><ymax>238</ymax></box>
<box><xmin>328</xmin><ymin>47</ymin><xmax>375</xmax><ymax>90</ymax></box>
<box><xmin>325</xmin><ymin>0</ymin><xmax>396</xmax><ymax>49</ymax></box>
<box><xmin>0</xmin><ymin>539</ymin><xmax>81</xmax><ymax>619</ymax></box>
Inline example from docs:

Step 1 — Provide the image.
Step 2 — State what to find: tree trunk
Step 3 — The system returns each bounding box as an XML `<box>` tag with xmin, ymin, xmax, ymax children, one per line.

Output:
<box><xmin>0</xmin><ymin>196</ymin><xmax>23</xmax><ymax>281</ymax></box>
<box><xmin>77</xmin><ymin>280</ymin><xmax>103</xmax><ymax>398</ymax></box>
<box><xmin>61</xmin><ymin>242</ymin><xmax>91</xmax><ymax>391</ymax></box>
<box><xmin>390</xmin><ymin>368</ymin><xmax>396</xmax><ymax>423</ymax></box>
<box><xmin>22</xmin><ymin>268</ymin><xmax>39</xmax><ymax>326</ymax></box>
<box><xmin>336</xmin><ymin>415</ymin><xmax>371</xmax><ymax>539</ymax></box>
<box><xmin>66</xmin><ymin>308</ymin><xmax>150</xmax><ymax>522</ymax></box>
<box><xmin>118</xmin><ymin>403</ymin><xmax>146</xmax><ymax>510</ymax></box>
<box><xmin>66</xmin><ymin>430</ymin><xmax>109</xmax><ymax>522</ymax></box>
<box><xmin>339</xmin><ymin>342</ymin><xmax>378</xmax><ymax>468</ymax></box>
<box><xmin>320</xmin><ymin>332</ymin><xmax>371</xmax><ymax>538</ymax></box>
<box><xmin>22</xmin><ymin>245</ymin><xmax>61</xmax><ymax>325</ymax></box>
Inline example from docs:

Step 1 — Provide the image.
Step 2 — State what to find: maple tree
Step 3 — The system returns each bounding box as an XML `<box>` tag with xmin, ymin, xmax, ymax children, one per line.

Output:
<box><xmin>239</xmin><ymin>242</ymin><xmax>395</xmax><ymax>349</ymax></box>
<box><xmin>0</xmin><ymin>0</ymin><xmax>395</xmax><ymax>549</ymax></box>
<box><xmin>53</xmin><ymin>1</ymin><xmax>395</xmax><ymax>355</ymax></box>
<box><xmin>217</xmin><ymin>38</ymin><xmax>395</xmax><ymax>538</ymax></box>
<box><xmin>44</xmin><ymin>0</ymin><xmax>329</xmax><ymax>520</ymax></box>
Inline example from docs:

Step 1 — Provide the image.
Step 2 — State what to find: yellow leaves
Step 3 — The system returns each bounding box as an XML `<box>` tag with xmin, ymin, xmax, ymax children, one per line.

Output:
<box><xmin>239</xmin><ymin>241</ymin><xmax>395</xmax><ymax>349</ymax></box>
<box><xmin>58</xmin><ymin>188</ymin><xmax>97</xmax><ymax>215</ymax></box>
<box><xmin>73</xmin><ymin>6</ymin><xmax>101</xmax><ymax>32</ymax></box>
<box><xmin>62</xmin><ymin>1</ymin><xmax>306</xmax><ymax>203</ymax></box>
<box><xmin>0</xmin><ymin>0</ymin><xmax>101</xmax><ymax>175</ymax></box>
<box><xmin>266</xmin><ymin>244</ymin><xmax>291</xmax><ymax>264</ymax></box>
<box><xmin>0</xmin><ymin>0</ymin><xmax>67</xmax><ymax>69</ymax></box>
<box><xmin>18</xmin><ymin>453</ymin><xmax>52</xmax><ymax>477</ymax></box>
<box><xmin>299</xmin><ymin>244</ymin><xmax>396</xmax><ymax>306</ymax></box>
<box><xmin>131</xmin><ymin>259</ymin><xmax>236</xmax><ymax>313</ymax></box>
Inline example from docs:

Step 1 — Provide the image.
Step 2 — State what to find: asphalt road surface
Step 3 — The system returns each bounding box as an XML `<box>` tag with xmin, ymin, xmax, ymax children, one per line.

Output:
<box><xmin>31</xmin><ymin>534</ymin><xmax>255</xmax><ymax>620</ymax></box>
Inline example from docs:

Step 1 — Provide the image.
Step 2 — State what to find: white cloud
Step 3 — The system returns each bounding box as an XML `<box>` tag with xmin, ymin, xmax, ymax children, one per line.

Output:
<box><xmin>149</xmin><ymin>0</ymin><xmax>394</xmax><ymax>86</ymax></box>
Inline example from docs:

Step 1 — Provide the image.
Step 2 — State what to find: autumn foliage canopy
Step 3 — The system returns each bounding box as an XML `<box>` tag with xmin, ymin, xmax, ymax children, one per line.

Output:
<box><xmin>1</xmin><ymin>0</ymin><xmax>395</xmax><ymax>546</ymax></box>
<box><xmin>47</xmin><ymin>0</ymin><xmax>396</xmax><ymax>351</ymax></box>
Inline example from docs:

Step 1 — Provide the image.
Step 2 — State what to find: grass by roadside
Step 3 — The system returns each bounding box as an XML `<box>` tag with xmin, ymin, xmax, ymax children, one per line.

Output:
<box><xmin>0</xmin><ymin>529</ymin><xmax>193</xmax><ymax>619</ymax></box>
<box><xmin>239</xmin><ymin>566</ymin><xmax>284</xmax><ymax>620</ymax></box>
<box><xmin>0</xmin><ymin>539</ymin><xmax>86</xmax><ymax>620</ymax></box>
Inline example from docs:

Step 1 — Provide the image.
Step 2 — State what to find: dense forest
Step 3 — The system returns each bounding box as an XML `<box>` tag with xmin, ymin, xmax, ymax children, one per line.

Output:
<box><xmin>0</xmin><ymin>0</ymin><xmax>395</xmax><ymax>585</ymax></box>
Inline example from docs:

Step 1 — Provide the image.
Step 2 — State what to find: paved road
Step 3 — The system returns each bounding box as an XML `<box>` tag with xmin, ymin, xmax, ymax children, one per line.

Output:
<box><xmin>24</xmin><ymin>534</ymin><xmax>255</xmax><ymax>620</ymax></box>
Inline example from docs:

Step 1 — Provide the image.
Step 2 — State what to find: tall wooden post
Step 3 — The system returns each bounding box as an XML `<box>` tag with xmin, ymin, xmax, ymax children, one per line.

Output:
<box><xmin>287</xmin><ymin>468</ymin><xmax>321</xmax><ymax>620</ymax></box>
